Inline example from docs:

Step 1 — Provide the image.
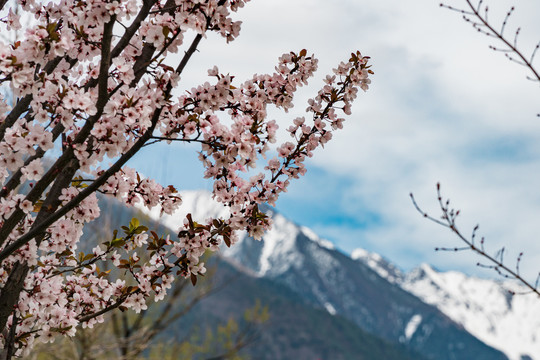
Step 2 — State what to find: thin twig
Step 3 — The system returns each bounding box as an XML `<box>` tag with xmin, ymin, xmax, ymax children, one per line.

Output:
<box><xmin>411</xmin><ymin>183</ymin><xmax>540</xmax><ymax>297</ymax></box>
<box><xmin>441</xmin><ymin>1</ymin><xmax>540</xmax><ymax>83</ymax></box>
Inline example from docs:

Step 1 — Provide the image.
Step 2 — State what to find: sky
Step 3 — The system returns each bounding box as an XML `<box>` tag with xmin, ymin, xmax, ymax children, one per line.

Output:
<box><xmin>130</xmin><ymin>0</ymin><xmax>540</xmax><ymax>281</ymax></box>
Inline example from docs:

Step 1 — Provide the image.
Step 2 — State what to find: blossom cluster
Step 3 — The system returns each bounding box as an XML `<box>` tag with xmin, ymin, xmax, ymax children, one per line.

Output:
<box><xmin>0</xmin><ymin>0</ymin><xmax>371</xmax><ymax>356</ymax></box>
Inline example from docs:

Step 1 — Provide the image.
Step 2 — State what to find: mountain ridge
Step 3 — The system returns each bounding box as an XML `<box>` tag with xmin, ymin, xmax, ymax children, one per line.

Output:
<box><xmin>88</xmin><ymin>194</ymin><xmax>427</xmax><ymax>359</ymax></box>
<box><xmin>134</xmin><ymin>190</ymin><xmax>518</xmax><ymax>359</ymax></box>
<box><xmin>352</xmin><ymin>248</ymin><xmax>540</xmax><ymax>360</ymax></box>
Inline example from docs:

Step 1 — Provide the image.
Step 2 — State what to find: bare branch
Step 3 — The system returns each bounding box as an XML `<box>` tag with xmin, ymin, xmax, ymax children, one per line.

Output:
<box><xmin>442</xmin><ymin>1</ymin><xmax>540</xmax><ymax>83</ymax></box>
<box><xmin>411</xmin><ymin>184</ymin><xmax>540</xmax><ymax>297</ymax></box>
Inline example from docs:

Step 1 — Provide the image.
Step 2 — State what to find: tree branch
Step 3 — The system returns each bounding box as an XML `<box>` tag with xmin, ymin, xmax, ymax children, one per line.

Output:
<box><xmin>441</xmin><ymin>1</ymin><xmax>540</xmax><ymax>82</ymax></box>
<box><xmin>411</xmin><ymin>183</ymin><xmax>540</xmax><ymax>297</ymax></box>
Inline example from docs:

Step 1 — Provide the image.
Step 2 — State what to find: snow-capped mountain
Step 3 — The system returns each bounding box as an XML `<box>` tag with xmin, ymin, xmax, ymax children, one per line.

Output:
<box><xmin>90</xmin><ymin>195</ymin><xmax>423</xmax><ymax>359</ymax></box>
<box><xmin>352</xmin><ymin>249</ymin><xmax>540</xmax><ymax>360</ymax></box>
<box><xmin>351</xmin><ymin>247</ymin><xmax>404</xmax><ymax>284</ymax></box>
<box><xmin>136</xmin><ymin>191</ymin><xmax>512</xmax><ymax>359</ymax></box>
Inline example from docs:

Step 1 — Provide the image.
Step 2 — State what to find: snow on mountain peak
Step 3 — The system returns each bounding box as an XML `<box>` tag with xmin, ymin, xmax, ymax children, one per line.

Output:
<box><xmin>137</xmin><ymin>193</ymin><xmax>539</xmax><ymax>360</ymax></box>
<box><xmin>138</xmin><ymin>191</ymin><xmax>334</xmax><ymax>278</ymax></box>
<box><xmin>300</xmin><ymin>226</ymin><xmax>334</xmax><ymax>250</ymax></box>
<box><xmin>351</xmin><ymin>248</ymin><xmax>403</xmax><ymax>284</ymax></box>
<box><xmin>402</xmin><ymin>265</ymin><xmax>540</xmax><ymax>360</ymax></box>
<box><xmin>257</xmin><ymin>211</ymin><xmax>300</xmax><ymax>276</ymax></box>
<box><xmin>352</xmin><ymin>248</ymin><xmax>540</xmax><ymax>360</ymax></box>
<box><xmin>136</xmin><ymin>190</ymin><xmax>227</xmax><ymax>232</ymax></box>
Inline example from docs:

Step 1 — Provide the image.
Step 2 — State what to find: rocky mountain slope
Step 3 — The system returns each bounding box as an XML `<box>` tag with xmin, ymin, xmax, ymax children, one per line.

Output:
<box><xmin>134</xmin><ymin>191</ymin><xmax>508</xmax><ymax>359</ymax></box>
<box><xmin>352</xmin><ymin>249</ymin><xmax>540</xmax><ymax>360</ymax></box>
<box><xmin>87</xmin><ymin>195</ymin><xmax>424</xmax><ymax>359</ymax></box>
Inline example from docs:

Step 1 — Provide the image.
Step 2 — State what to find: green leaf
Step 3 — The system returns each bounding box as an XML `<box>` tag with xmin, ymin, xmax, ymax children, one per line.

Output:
<box><xmin>130</xmin><ymin>217</ymin><xmax>140</xmax><ymax>229</ymax></box>
<box><xmin>134</xmin><ymin>225</ymin><xmax>149</xmax><ymax>234</ymax></box>
<box><xmin>111</xmin><ymin>238</ymin><xmax>125</xmax><ymax>248</ymax></box>
<box><xmin>83</xmin><ymin>253</ymin><xmax>95</xmax><ymax>262</ymax></box>
<box><xmin>98</xmin><ymin>269</ymin><xmax>111</xmax><ymax>277</ymax></box>
<box><xmin>162</xmin><ymin>26</ymin><xmax>170</xmax><ymax>37</ymax></box>
<box><xmin>33</xmin><ymin>200</ymin><xmax>44</xmax><ymax>212</ymax></box>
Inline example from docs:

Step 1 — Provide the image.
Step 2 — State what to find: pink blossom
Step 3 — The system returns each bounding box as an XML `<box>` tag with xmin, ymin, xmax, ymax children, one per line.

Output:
<box><xmin>0</xmin><ymin>1</ymin><xmax>371</xmax><ymax>353</ymax></box>
<box><xmin>21</xmin><ymin>159</ymin><xmax>44</xmax><ymax>182</ymax></box>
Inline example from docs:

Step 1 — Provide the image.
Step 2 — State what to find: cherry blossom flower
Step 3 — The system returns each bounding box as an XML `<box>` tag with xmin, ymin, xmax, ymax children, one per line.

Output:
<box><xmin>0</xmin><ymin>0</ymin><xmax>371</xmax><ymax>355</ymax></box>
